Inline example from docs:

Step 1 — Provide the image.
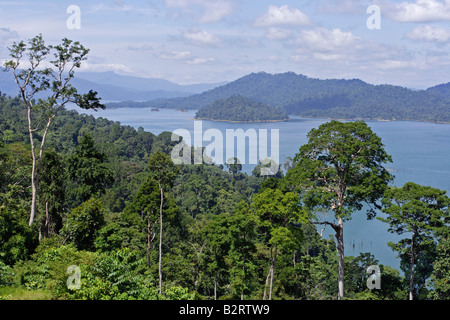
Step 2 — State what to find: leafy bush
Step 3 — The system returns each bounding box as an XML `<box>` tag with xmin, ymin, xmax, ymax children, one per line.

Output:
<box><xmin>13</xmin><ymin>243</ymin><xmax>95</xmax><ymax>297</ymax></box>
<box><xmin>0</xmin><ymin>260</ymin><xmax>15</xmax><ymax>286</ymax></box>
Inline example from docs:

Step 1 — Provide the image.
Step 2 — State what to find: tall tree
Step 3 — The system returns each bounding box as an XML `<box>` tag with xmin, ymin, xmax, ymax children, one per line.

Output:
<box><xmin>37</xmin><ymin>150</ymin><xmax>65</xmax><ymax>239</ymax></box>
<box><xmin>251</xmin><ymin>188</ymin><xmax>307</xmax><ymax>300</ymax></box>
<box><xmin>380</xmin><ymin>182</ymin><xmax>449</xmax><ymax>300</ymax></box>
<box><xmin>228</xmin><ymin>201</ymin><xmax>258</xmax><ymax>300</ymax></box>
<box><xmin>3</xmin><ymin>34</ymin><xmax>104</xmax><ymax>225</ymax></box>
<box><xmin>428</xmin><ymin>237</ymin><xmax>450</xmax><ymax>300</ymax></box>
<box><xmin>202</xmin><ymin>213</ymin><xmax>231</xmax><ymax>300</ymax></box>
<box><xmin>66</xmin><ymin>134</ymin><xmax>114</xmax><ymax>208</ymax></box>
<box><xmin>148</xmin><ymin>151</ymin><xmax>179</xmax><ymax>294</ymax></box>
<box><xmin>286</xmin><ymin>120</ymin><xmax>393</xmax><ymax>299</ymax></box>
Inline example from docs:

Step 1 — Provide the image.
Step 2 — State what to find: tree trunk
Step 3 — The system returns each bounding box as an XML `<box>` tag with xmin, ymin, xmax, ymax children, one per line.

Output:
<box><xmin>409</xmin><ymin>233</ymin><xmax>416</xmax><ymax>301</ymax></box>
<box><xmin>336</xmin><ymin>217</ymin><xmax>345</xmax><ymax>300</ymax></box>
<box><xmin>263</xmin><ymin>262</ymin><xmax>271</xmax><ymax>300</ymax></box>
<box><xmin>159</xmin><ymin>182</ymin><xmax>164</xmax><ymax>295</ymax></box>
<box><xmin>241</xmin><ymin>258</ymin><xmax>246</xmax><ymax>300</ymax></box>
<box><xmin>269</xmin><ymin>246</ymin><xmax>277</xmax><ymax>300</ymax></box>
<box><xmin>214</xmin><ymin>271</ymin><xmax>217</xmax><ymax>301</ymax></box>
<box><xmin>28</xmin><ymin>105</ymin><xmax>37</xmax><ymax>226</ymax></box>
<box><xmin>147</xmin><ymin>215</ymin><xmax>152</xmax><ymax>267</ymax></box>
<box><xmin>28</xmin><ymin>112</ymin><xmax>54</xmax><ymax>226</ymax></box>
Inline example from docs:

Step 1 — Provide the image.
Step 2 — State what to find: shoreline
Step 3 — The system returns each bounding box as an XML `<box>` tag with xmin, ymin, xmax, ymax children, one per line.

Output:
<box><xmin>193</xmin><ymin>117</ymin><xmax>290</xmax><ymax>124</ymax></box>
<box><xmin>103</xmin><ymin>106</ymin><xmax>450</xmax><ymax>125</ymax></box>
<box><xmin>298</xmin><ymin>116</ymin><xmax>450</xmax><ymax>125</ymax></box>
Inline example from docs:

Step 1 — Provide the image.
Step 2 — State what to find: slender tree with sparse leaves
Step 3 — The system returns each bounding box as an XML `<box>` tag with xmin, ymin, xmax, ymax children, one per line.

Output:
<box><xmin>3</xmin><ymin>34</ymin><xmax>104</xmax><ymax>226</ymax></box>
<box><xmin>148</xmin><ymin>151</ymin><xmax>179</xmax><ymax>294</ymax></box>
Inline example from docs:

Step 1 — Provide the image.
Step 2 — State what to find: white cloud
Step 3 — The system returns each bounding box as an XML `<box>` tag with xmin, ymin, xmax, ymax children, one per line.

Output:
<box><xmin>158</xmin><ymin>50</ymin><xmax>215</xmax><ymax>64</ymax></box>
<box><xmin>254</xmin><ymin>5</ymin><xmax>312</xmax><ymax>27</ymax></box>
<box><xmin>265</xmin><ymin>27</ymin><xmax>292</xmax><ymax>40</ymax></box>
<box><xmin>405</xmin><ymin>25</ymin><xmax>450</xmax><ymax>43</ymax></box>
<box><xmin>379</xmin><ymin>0</ymin><xmax>450</xmax><ymax>22</ymax></box>
<box><xmin>159</xmin><ymin>51</ymin><xmax>192</xmax><ymax>60</ymax></box>
<box><xmin>295</xmin><ymin>28</ymin><xmax>360</xmax><ymax>51</ymax></box>
<box><xmin>375</xmin><ymin>59</ymin><xmax>423</xmax><ymax>70</ymax></box>
<box><xmin>186</xmin><ymin>57</ymin><xmax>216</xmax><ymax>65</ymax></box>
<box><xmin>317</xmin><ymin>0</ymin><xmax>371</xmax><ymax>14</ymax></box>
<box><xmin>78</xmin><ymin>62</ymin><xmax>134</xmax><ymax>74</ymax></box>
<box><xmin>165</xmin><ymin>0</ymin><xmax>234</xmax><ymax>23</ymax></box>
<box><xmin>183</xmin><ymin>29</ymin><xmax>220</xmax><ymax>46</ymax></box>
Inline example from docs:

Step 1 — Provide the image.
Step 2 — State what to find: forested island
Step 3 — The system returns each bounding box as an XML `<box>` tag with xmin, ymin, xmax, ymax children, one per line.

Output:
<box><xmin>195</xmin><ymin>95</ymin><xmax>289</xmax><ymax>123</ymax></box>
<box><xmin>107</xmin><ymin>72</ymin><xmax>450</xmax><ymax>124</ymax></box>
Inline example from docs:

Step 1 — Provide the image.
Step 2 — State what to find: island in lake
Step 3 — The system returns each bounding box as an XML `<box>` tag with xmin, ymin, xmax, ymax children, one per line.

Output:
<box><xmin>195</xmin><ymin>95</ymin><xmax>289</xmax><ymax>123</ymax></box>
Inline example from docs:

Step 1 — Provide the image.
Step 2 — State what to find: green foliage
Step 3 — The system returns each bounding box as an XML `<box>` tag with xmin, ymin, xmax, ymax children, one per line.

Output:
<box><xmin>0</xmin><ymin>261</ymin><xmax>15</xmax><ymax>286</ymax></box>
<box><xmin>61</xmin><ymin>198</ymin><xmax>106</xmax><ymax>251</ymax></box>
<box><xmin>164</xmin><ymin>286</ymin><xmax>196</xmax><ymax>300</ymax></box>
<box><xmin>13</xmin><ymin>243</ymin><xmax>95</xmax><ymax>296</ymax></box>
<box><xmin>1</xmin><ymin>91</ymin><xmax>443</xmax><ymax>300</ymax></box>
<box><xmin>0</xmin><ymin>200</ymin><xmax>38</xmax><ymax>266</ymax></box>
<box><xmin>287</xmin><ymin>120</ymin><xmax>393</xmax><ymax>220</ymax></box>
<box><xmin>66</xmin><ymin>133</ymin><xmax>114</xmax><ymax>207</ymax></box>
<box><xmin>380</xmin><ymin>182</ymin><xmax>449</xmax><ymax>299</ymax></box>
<box><xmin>37</xmin><ymin>150</ymin><xmax>65</xmax><ymax>237</ymax></box>
<box><xmin>428</xmin><ymin>237</ymin><xmax>450</xmax><ymax>300</ymax></box>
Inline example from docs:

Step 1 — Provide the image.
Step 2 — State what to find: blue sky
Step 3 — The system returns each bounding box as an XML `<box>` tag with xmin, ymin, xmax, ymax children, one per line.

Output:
<box><xmin>1</xmin><ymin>0</ymin><xmax>450</xmax><ymax>89</ymax></box>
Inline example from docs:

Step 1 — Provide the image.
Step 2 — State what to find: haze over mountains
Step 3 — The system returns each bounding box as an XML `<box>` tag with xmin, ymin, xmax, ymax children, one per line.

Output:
<box><xmin>0</xmin><ymin>71</ymin><xmax>226</xmax><ymax>102</ymax></box>
<box><xmin>1</xmin><ymin>70</ymin><xmax>449</xmax><ymax>123</ymax></box>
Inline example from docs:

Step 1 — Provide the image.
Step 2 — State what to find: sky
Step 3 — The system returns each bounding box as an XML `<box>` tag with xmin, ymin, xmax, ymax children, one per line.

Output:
<box><xmin>1</xmin><ymin>0</ymin><xmax>450</xmax><ymax>89</ymax></box>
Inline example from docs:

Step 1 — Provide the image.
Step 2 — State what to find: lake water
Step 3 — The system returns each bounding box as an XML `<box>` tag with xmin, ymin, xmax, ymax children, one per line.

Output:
<box><xmin>72</xmin><ymin>106</ymin><xmax>450</xmax><ymax>271</ymax></box>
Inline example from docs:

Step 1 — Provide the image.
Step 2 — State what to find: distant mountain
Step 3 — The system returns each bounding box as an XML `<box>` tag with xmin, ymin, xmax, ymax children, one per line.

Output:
<box><xmin>109</xmin><ymin>72</ymin><xmax>450</xmax><ymax>123</ymax></box>
<box><xmin>76</xmin><ymin>71</ymin><xmax>226</xmax><ymax>95</ymax></box>
<box><xmin>0</xmin><ymin>71</ymin><xmax>225</xmax><ymax>102</ymax></box>
<box><xmin>195</xmin><ymin>95</ymin><xmax>289</xmax><ymax>123</ymax></box>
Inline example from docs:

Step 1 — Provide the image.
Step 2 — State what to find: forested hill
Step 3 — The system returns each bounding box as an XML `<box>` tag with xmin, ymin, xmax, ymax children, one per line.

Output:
<box><xmin>195</xmin><ymin>95</ymin><xmax>289</xmax><ymax>122</ymax></box>
<box><xmin>108</xmin><ymin>72</ymin><xmax>450</xmax><ymax>123</ymax></box>
<box><xmin>427</xmin><ymin>82</ymin><xmax>450</xmax><ymax>99</ymax></box>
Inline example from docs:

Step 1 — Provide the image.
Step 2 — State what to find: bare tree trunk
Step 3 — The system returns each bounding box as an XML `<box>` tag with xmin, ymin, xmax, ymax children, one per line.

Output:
<box><xmin>241</xmin><ymin>259</ymin><xmax>246</xmax><ymax>300</ymax></box>
<box><xmin>269</xmin><ymin>246</ymin><xmax>277</xmax><ymax>300</ymax></box>
<box><xmin>159</xmin><ymin>182</ymin><xmax>164</xmax><ymax>295</ymax></box>
<box><xmin>28</xmin><ymin>110</ymin><xmax>55</xmax><ymax>226</ymax></box>
<box><xmin>263</xmin><ymin>264</ymin><xmax>271</xmax><ymax>300</ymax></box>
<box><xmin>28</xmin><ymin>105</ymin><xmax>37</xmax><ymax>226</ymax></box>
<box><xmin>336</xmin><ymin>217</ymin><xmax>345</xmax><ymax>300</ymax></box>
<box><xmin>147</xmin><ymin>215</ymin><xmax>153</xmax><ymax>267</ymax></box>
<box><xmin>409</xmin><ymin>233</ymin><xmax>416</xmax><ymax>301</ymax></box>
<box><xmin>214</xmin><ymin>271</ymin><xmax>217</xmax><ymax>301</ymax></box>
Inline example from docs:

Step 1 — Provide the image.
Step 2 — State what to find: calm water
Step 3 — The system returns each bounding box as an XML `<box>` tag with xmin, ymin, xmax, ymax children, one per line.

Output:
<box><xmin>72</xmin><ymin>107</ymin><xmax>450</xmax><ymax>271</ymax></box>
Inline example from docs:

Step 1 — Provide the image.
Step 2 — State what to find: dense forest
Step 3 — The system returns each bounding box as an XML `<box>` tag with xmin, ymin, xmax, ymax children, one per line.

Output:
<box><xmin>0</xmin><ymin>35</ymin><xmax>448</xmax><ymax>301</ymax></box>
<box><xmin>107</xmin><ymin>72</ymin><xmax>450</xmax><ymax>123</ymax></box>
<box><xmin>195</xmin><ymin>95</ymin><xmax>289</xmax><ymax>122</ymax></box>
<box><xmin>1</xmin><ymin>93</ymin><xmax>449</xmax><ymax>301</ymax></box>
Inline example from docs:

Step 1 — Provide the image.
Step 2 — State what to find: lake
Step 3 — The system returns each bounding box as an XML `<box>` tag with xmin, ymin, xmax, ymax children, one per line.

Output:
<box><xmin>71</xmin><ymin>106</ymin><xmax>450</xmax><ymax>272</ymax></box>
